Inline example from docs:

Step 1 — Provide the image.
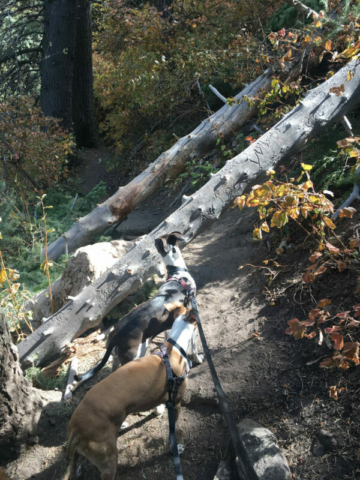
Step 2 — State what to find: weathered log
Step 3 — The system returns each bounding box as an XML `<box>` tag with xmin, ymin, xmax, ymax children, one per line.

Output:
<box><xmin>24</xmin><ymin>239</ymin><xmax>137</xmax><ymax>325</ymax></box>
<box><xmin>45</xmin><ymin>53</ymin><xmax>309</xmax><ymax>261</ymax></box>
<box><xmin>19</xmin><ymin>58</ymin><xmax>360</xmax><ymax>368</ymax></box>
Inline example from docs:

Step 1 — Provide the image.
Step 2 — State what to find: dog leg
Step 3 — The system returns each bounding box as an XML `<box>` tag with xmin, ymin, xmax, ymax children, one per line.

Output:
<box><xmin>188</xmin><ymin>329</ymin><xmax>204</xmax><ymax>364</ymax></box>
<box><xmin>111</xmin><ymin>355</ymin><xmax>120</xmax><ymax>373</ymax></box>
<box><xmin>163</xmin><ymin>329</ymin><xmax>170</xmax><ymax>342</ymax></box>
<box><xmin>87</xmin><ymin>440</ymin><xmax>118</xmax><ymax>480</ymax></box>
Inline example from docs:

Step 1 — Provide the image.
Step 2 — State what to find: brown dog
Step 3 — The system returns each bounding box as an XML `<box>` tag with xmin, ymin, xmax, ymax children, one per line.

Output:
<box><xmin>63</xmin><ymin>302</ymin><xmax>195</xmax><ymax>480</ymax></box>
<box><xmin>0</xmin><ymin>468</ymin><xmax>11</xmax><ymax>480</ymax></box>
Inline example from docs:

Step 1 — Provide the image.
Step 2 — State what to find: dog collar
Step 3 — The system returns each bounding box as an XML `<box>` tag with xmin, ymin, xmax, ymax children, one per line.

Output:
<box><xmin>166</xmin><ymin>266</ymin><xmax>188</xmax><ymax>274</ymax></box>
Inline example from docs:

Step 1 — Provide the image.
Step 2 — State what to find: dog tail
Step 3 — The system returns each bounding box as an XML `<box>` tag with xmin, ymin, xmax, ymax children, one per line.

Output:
<box><xmin>62</xmin><ymin>432</ymin><xmax>78</xmax><ymax>480</ymax></box>
<box><xmin>74</xmin><ymin>334</ymin><xmax>116</xmax><ymax>383</ymax></box>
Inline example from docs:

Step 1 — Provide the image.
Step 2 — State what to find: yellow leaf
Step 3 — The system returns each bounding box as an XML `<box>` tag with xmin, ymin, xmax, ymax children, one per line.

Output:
<box><xmin>301</xmin><ymin>163</ymin><xmax>313</xmax><ymax>171</ymax></box>
<box><xmin>302</xmin><ymin>180</ymin><xmax>313</xmax><ymax>191</ymax></box>
<box><xmin>271</xmin><ymin>211</ymin><xmax>288</xmax><ymax>229</ymax></box>
<box><xmin>325</xmin><ymin>40</ymin><xmax>332</xmax><ymax>51</ymax></box>
<box><xmin>260</xmin><ymin>221</ymin><xmax>270</xmax><ymax>233</ymax></box>
<box><xmin>253</xmin><ymin>228</ymin><xmax>262</xmax><ymax>240</ymax></box>
<box><xmin>234</xmin><ymin>195</ymin><xmax>246</xmax><ymax>210</ymax></box>
<box><xmin>252</xmin><ymin>184</ymin><xmax>271</xmax><ymax>198</ymax></box>
<box><xmin>324</xmin><ymin>216</ymin><xmax>336</xmax><ymax>229</ymax></box>
<box><xmin>309</xmin><ymin>194</ymin><xmax>322</xmax><ymax>204</ymax></box>
<box><xmin>0</xmin><ymin>269</ymin><xmax>6</xmax><ymax>284</ymax></box>
<box><xmin>347</xmin><ymin>70</ymin><xmax>355</xmax><ymax>82</ymax></box>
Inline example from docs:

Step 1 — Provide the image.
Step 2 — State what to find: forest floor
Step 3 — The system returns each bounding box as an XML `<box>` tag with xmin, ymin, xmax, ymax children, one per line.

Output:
<box><xmin>3</xmin><ymin>149</ymin><xmax>360</xmax><ymax>480</ymax></box>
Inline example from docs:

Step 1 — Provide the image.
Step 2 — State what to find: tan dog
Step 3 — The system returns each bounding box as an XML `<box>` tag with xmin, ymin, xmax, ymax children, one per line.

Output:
<box><xmin>63</xmin><ymin>302</ymin><xmax>196</xmax><ymax>480</ymax></box>
<box><xmin>0</xmin><ymin>467</ymin><xmax>11</xmax><ymax>480</ymax></box>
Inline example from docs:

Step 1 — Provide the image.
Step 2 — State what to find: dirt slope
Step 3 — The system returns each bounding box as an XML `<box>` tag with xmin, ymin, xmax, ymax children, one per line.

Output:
<box><xmin>3</xmin><ymin>187</ymin><xmax>360</xmax><ymax>480</ymax></box>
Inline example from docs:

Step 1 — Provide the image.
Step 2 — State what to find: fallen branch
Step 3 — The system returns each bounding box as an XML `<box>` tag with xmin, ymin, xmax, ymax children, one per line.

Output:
<box><xmin>44</xmin><ymin>53</ymin><xmax>307</xmax><ymax>261</ymax></box>
<box><xmin>209</xmin><ymin>84</ymin><xmax>227</xmax><ymax>104</ymax></box>
<box><xmin>18</xmin><ymin>58</ymin><xmax>360</xmax><ymax>368</ymax></box>
<box><xmin>283</xmin><ymin>0</ymin><xmax>321</xmax><ymax>19</ymax></box>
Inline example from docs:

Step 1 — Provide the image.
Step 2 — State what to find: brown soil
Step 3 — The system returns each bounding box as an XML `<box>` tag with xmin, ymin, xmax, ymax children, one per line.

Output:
<box><xmin>2</xmin><ymin>151</ymin><xmax>360</xmax><ymax>480</ymax></box>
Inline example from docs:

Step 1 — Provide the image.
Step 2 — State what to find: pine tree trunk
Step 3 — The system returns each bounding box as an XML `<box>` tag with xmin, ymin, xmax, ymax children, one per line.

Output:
<box><xmin>72</xmin><ymin>0</ymin><xmax>98</xmax><ymax>147</ymax></box>
<box><xmin>19</xmin><ymin>57</ymin><xmax>360</xmax><ymax>368</ymax></box>
<box><xmin>40</xmin><ymin>0</ymin><xmax>78</xmax><ymax>130</ymax></box>
<box><xmin>0</xmin><ymin>315</ymin><xmax>43</xmax><ymax>456</ymax></box>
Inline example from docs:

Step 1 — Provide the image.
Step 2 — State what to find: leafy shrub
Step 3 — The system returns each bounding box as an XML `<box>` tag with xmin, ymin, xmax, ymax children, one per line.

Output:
<box><xmin>0</xmin><ymin>96</ymin><xmax>75</xmax><ymax>191</ymax></box>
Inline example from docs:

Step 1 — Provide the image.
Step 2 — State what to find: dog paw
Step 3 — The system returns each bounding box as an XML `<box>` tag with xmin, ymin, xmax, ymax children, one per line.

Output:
<box><xmin>197</xmin><ymin>354</ymin><xmax>205</xmax><ymax>364</ymax></box>
<box><xmin>154</xmin><ymin>404</ymin><xmax>166</xmax><ymax>416</ymax></box>
<box><xmin>178</xmin><ymin>444</ymin><xmax>185</xmax><ymax>455</ymax></box>
<box><xmin>120</xmin><ymin>421</ymin><xmax>129</xmax><ymax>429</ymax></box>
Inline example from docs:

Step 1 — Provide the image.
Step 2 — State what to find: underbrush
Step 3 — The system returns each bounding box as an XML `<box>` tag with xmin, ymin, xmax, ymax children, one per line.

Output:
<box><xmin>25</xmin><ymin>364</ymin><xmax>68</xmax><ymax>391</ymax></box>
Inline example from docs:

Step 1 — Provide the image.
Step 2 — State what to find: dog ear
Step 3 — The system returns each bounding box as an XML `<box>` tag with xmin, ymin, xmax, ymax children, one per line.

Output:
<box><xmin>164</xmin><ymin>301</ymin><xmax>183</xmax><ymax>312</ymax></box>
<box><xmin>155</xmin><ymin>237</ymin><xmax>169</xmax><ymax>255</ymax></box>
<box><xmin>168</xmin><ymin>231</ymin><xmax>185</xmax><ymax>246</ymax></box>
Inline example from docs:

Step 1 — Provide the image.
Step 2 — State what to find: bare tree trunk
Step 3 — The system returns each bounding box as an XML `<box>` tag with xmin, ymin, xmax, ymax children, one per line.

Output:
<box><xmin>0</xmin><ymin>315</ymin><xmax>61</xmax><ymax>457</ymax></box>
<box><xmin>19</xmin><ymin>58</ymin><xmax>360</xmax><ymax>368</ymax></box>
<box><xmin>45</xmin><ymin>53</ymin><xmax>310</xmax><ymax>261</ymax></box>
<box><xmin>40</xmin><ymin>0</ymin><xmax>78</xmax><ymax>130</ymax></box>
<box><xmin>72</xmin><ymin>0</ymin><xmax>98</xmax><ymax>147</ymax></box>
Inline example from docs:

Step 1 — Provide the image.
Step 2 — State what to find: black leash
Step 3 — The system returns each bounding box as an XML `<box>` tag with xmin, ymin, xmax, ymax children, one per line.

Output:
<box><xmin>189</xmin><ymin>292</ymin><xmax>259</xmax><ymax>480</ymax></box>
<box><xmin>154</xmin><ymin>345</ymin><xmax>186</xmax><ymax>480</ymax></box>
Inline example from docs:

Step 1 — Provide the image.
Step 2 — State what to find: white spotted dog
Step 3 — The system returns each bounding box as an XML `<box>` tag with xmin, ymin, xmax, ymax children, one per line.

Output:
<box><xmin>63</xmin><ymin>302</ymin><xmax>196</xmax><ymax>480</ymax></box>
<box><xmin>74</xmin><ymin>232</ymin><xmax>203</xmax><ymax>393</ymax></box>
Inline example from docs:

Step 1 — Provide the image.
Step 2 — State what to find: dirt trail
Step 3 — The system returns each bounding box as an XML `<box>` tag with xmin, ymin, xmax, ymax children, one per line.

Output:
<box><xmin>3</xmin><ymin>169</ymin><xmax>360</xmax><ymax>479</ymax></box>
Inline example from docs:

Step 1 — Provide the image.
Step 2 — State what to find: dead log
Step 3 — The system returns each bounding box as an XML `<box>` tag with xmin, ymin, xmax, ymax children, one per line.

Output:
<box><xmin>24</xmin><ymin>239</ymin><xmax>137</xmax><ymax>325</ymax></box>
<box><xmin>45</xmin><ymin>52</ymin><xmax>311</xmax><ymax>261</ymax></box>
<box><xmin>18</xmin><ymin>58</ymin><xmax>360</xmax><ymax>368</ymax></box>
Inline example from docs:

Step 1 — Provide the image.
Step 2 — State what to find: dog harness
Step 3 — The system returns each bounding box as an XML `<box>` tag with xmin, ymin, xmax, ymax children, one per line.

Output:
<box><xmin>166</xmin><ymin>265</ymin><xmax>196</xmax><ymax>298</ymax></box>
<box><xmin>153</xmin><ymin>344</ymin><xmax>188</xmax><ymax>403</ymax></box>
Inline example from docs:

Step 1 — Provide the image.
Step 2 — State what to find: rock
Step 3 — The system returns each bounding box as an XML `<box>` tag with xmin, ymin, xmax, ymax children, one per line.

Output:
<box><xmin>214</xmin><ymin>460</ymin><xmax>232</xmax><ymax>480</ymax></box>
<box><xmin>237</xmin><ymin>419</ymin><xmax>292</xmax><ymax>480</ymax></box>
<box><xmin>312</xmin><ymin>429</ymin><xmax>337</xmax><ymax>456</ymax></box>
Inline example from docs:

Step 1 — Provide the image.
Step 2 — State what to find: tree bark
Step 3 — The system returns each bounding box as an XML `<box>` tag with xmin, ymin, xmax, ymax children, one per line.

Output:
<box><xmin>0</xmin><ymin>315</ymin><xmax>43</xmax><ymax>456</ymax></box>
<box><xmin>72</xmin><ymin>0</ymin><xmax>98</xmax><ymax>147</ymax></box>
<box><xmin>18</xmin><ymin>58</ymin><xmax>360</xmax><ymax>368</ymax></box>
<box><xmin>40</xmin><ymin>0</ymin><xmax>78</xmax><ymax>130</ymax></box>
<box><xmin>45</xmin><ymin>53</ymin><xmax>309</xmax><ymax>261</ymax></box>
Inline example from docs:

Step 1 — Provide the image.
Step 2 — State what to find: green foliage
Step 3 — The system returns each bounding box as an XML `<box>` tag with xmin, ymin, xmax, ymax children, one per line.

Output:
<box><xmin>25</xmin><ymin>364</ymin><xmax>68</xmax><ymax>390</ymax></box>
<box><xmin>93</xmin><ymin>0</ymin><xmax>274</xmax><ymax>156</ymax></box>
<box><xmin>0</xmin><ymin>182</ymin><xmax>107</xmax><ymax>296</ymax></box>
<box><xmin>266</xmin><ymin>0</ymin><xmax>327</xmax><ymax>32</ymax></box>
<box><xmin>290</xmin><ymin>116</ymin><xmax>360</xmax><ymax>199</ymax></box>
<box><xmin>0</xmin><ymin>96</ymin><xmax>75</xmax><ymax>191</ymax></box>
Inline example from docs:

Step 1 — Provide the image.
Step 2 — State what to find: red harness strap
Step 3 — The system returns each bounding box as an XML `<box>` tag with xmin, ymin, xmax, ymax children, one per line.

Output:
<box><xmin>166</xmin><ymin>275</ymin><xmax>196</xmax><ymax>296</ymax></box>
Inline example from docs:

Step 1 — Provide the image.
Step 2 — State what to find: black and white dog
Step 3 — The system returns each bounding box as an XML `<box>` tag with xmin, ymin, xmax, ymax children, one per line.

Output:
<box><xmin>74</xmin><ymin>232</ymin><xmax>203</xmax><ymax>387</ymax></box>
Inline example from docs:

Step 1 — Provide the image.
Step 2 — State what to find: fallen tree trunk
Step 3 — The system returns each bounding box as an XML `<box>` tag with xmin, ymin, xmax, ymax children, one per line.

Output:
<box><xmin>24</xmin><ymin>239</ymin><xmax>138</xmax><ymax>325</ymax></box>
<box><xmin>19</xmin><ymin>58</ymin><xmax>360</xmax><ymax>368</ymax></box>
<box><xmin>45</xmin><ymin>53</ymin><xmax>310</xmax><ymax>261</ymax></box>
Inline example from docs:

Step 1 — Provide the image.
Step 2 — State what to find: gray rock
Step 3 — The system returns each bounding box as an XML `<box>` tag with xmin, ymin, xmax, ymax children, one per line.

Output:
<box><xmin>214</xmin><ymin>460</ymin><xmax>232</xmax><ymax>480</ymax></box>
<box><xmin>237</xmin><ymin>419</ymin><xmax>292</xmax><ymax>480</ymax></box>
